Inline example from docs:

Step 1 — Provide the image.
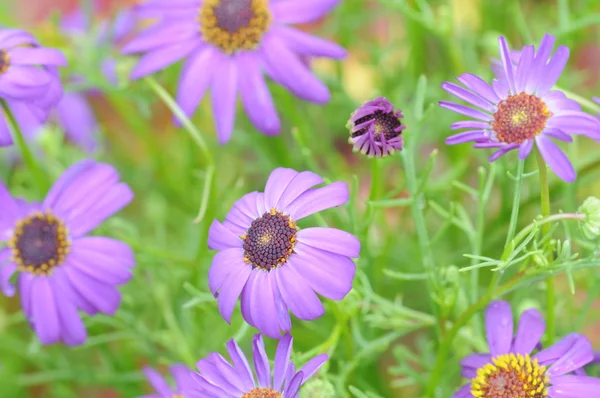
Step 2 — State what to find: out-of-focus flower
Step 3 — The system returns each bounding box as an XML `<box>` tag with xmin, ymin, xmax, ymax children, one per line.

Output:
<box><xmin>579</xmin><ymin>196</ymin><xmax>600</xmax><ymax>240</ymax></box>
<box><xmin>140</xmin><ymin>364</ymin><xmax>195</xmax><ymax>398</ymax></box>
<box><xmin>346</xmin><ymin>97</ymin><xmax>405</xmax><ymax>157</ymax></box>
<box><xmin>0</xmin><ymin>160</ymin><xmax>135</xmax><ymax>346</ymax></box>
<box><xmin>186</xmin><ymin>334</ymin><xmax>327</xmax><ymax>397</ymax></box>
<box><xmin>440</xmin><ymin>34</ymin><xmax>600</xmax><ymax>183</ymax></box>
<box><xmin>0</xmin><ymin>28</ymin><xmax>67</xmax><ymax>147</ymax></box>
<box><xmin>207</xmin><ymin>167</ymin><xmax>359</xmax><ymax>338</ymax></box>
<box><xmin>454</xmin><ymin>300</ymin><xmax>600</xmax><ymax>397</ymax></box>
<box><xmin>123</xmin><ymin>0</ymin><xmax>346</xmax><ymax>144</ymax></box>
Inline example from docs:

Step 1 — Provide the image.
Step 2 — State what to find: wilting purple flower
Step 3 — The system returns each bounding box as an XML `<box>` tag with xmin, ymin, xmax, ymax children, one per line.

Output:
<box><xmin>123</xmin><ymin>0</ymin><xmax>346</xmax><ymax>144</ymax></box>
<box><xmin>346</xmin><ymin>97</ymin><xmax>405</xmax><ymax>157</ymax></box>
<box><xmin>208</xmin><ymin>167</ymin><xmax>359</xmax><ymax>338</ymax></box>
<box><xmin>454</xmin><ymin>300</ymin><xmax>600</xmax><ymax>397</ymax></box>
<box><xmin>0</xmin><ymin>160</ymin><xmax>134</xmax><ymax>346</ymax></box>
<box><xmin>0</xmin><ymin>28</ymin><xmax>67</xmax><ymax>147</ymax></box>
<box><xmin>440</xmin><ymin>34</ymin><xmax>600</xmax><ymax>183</ymax></box>
<box><xmin>141</xmin><ymin>364</ymin><xmax>195</xmax><ymax>398</ymax></box>
<box><xmin>187</xmin><ymin>334</ymin><xmax>327</xmax><ymax>397</ymax></box>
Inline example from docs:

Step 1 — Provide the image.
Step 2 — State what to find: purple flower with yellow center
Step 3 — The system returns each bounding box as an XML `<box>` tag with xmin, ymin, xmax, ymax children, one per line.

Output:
<box><xmin>0</xmin><ymin>160</ymin><xmax>134</xmax><ymax>346</ymax></box>
<box><xmin>346</xmin><ymin>97</ymin><xmax>405</xmax><ymax>157</ymax></box>
<box><xmin>187</xmin><ymin>333</ymin><xmax>327</xmax><ymax>397</ymax></box>
<box><xmin>141</xmin><ymin>364</ymin><xmax>195</xmax><ymax>398</ymax></box>
<box><xmin>440</xmin><ymin>34</ymin><xmax>600</xmax><ymax>183</ymax></box>
<box><xmin>0</xmin><ymin>28</ymin><xmax>67</xmax><ymax>147</ymax></box>
<box><xmin>454</xmin><ymin>300</ymin><xmax>600</xmax><ymax>397</ymax></box>
<box><xmin>208</xmin><ymin>167</ymin><xmax>359</xmax><ymax>338</ymax></box>
<box><xmin>123</xmin><ymin>0</ymin><xmax>346</xmax><ymax>144</ymax></box>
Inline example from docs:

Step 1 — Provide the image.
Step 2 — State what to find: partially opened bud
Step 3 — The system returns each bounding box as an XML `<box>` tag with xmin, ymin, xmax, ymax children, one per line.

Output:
<box><xmin>579</xmin><ymin>196</ymin><xmax>600</xmax><ymax>240</ymax></box>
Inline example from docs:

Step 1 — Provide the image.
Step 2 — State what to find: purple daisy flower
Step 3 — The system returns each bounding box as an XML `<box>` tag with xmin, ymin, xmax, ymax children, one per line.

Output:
<box><xmin>187</xmin><ymin>333</ymin><xmax>327</xmax><ymax>397</ymax></box>
<box><xmin>440</xmin><ymin>34</ymin><xmax>600</xmax><ymax>183</ymax></box>
<box><xmin>123</xmin><ymin>0</ymin><xmax>346</xmax><ymax>144</ymax></box>
<box><xmin>0</xmin><ymin>28</ymin><xmax>67</xmax><ymax>147</ymax></box>
<box><xmin>346</xmin><ymin>97</ymin><xmax>405</xmax><ymax>157</ymax></box>
<box><xmin>208</xmin><ymin>167</ymin><xmax>359</xmax><ymax>338</ymax></box>
<box><xmin>0</xmin><ymin>160</ymin><xmax>135</xmax><ymax>346</ymax></box>
<box><xmin>141</xmin><ymin>364</ymin><xmax>195</xmax><ymax>398</ymax></box>
<box><xmin>454</xmin><ymin>300</ymin><xmax>600</xmax><ymax>397</ymax></box>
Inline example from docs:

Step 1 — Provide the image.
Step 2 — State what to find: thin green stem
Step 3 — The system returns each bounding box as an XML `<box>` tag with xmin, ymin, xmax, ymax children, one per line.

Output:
<box><xmin>1</xmin><ymin>100</ymin><xmax>49</xmax><ymax>193</ymax></box>
<box><xmin>535</xmin><ymin>148</ymin><xmax>555</xmax><ymax>344</ymax></box>
<box><xmin>504</xmin><ymin>161</ymin><xmax>525</xmax><ymax>248</ymax></box>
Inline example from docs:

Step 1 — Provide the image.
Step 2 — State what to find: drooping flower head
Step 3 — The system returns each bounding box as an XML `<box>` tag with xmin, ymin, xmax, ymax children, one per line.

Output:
<box><xmin>346</xmin><ymin>97</ymin><xmax>405</xmax><ymax>157</ymax></box>
<box><xmin>0</xmin><ymin>160</ymin><xmax>135</xmax><ymax>346</ymax></box>
<box><xmin>454</xmin><ymin>300</ymin><xmax>600</xmax><ymax>397</ymax></box>
<box><xmin>123</xmin><ymin>0</ymin><xmax>347</xmax><ymax>144</ymax></box>
<box><xmin>0</xmin><ymin>28</ymin><xmax>67</xmax><ymax>147</ymax></box>
<box><xmin>140</xmin><ymin>364</ymin><xmax>195</xmax><ymax>398</ymax></box>
<box><xmin>187</xmin><ymin>334</ymin><xmax>328</xmax><ymax>397</ymax></box>
<box><xmin>440</xmin><ymin>34</ymin><xmax>600</xmax><ymax>183</ymax></box>
<box><xmin>208</xmin><ymin>168</ymin><xmax>360</xmax><ymax>338</ymax></box>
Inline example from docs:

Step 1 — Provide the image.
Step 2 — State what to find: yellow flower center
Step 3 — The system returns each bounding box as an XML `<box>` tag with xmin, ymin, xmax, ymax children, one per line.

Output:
<box><xmin>242</xmin><ymin>388</ymin><xmax>283</xmax><ymax>398</ymax></box>
<box><xmin>0</xmin><ymin>49</ymin><xmax>10</xmax><ymax>75</ymax></box>
<box><xmin>8</xmin><ymin>211</ymin><xmax>70</xmax><ymax>276</ymax></box>
<box><xmin>199</xmin><ymin>0</ymin><xmax>271</xmax><ymax>54</ymax></box>
<box><xmin>471</xmin><ymin>353</ymin><xmax>549</xmax><ymax>398</ymax></box>
<box><xmin>492</xmin><ymin>92</ymin><xmax>552</xmax><ymax>144</ymax></box>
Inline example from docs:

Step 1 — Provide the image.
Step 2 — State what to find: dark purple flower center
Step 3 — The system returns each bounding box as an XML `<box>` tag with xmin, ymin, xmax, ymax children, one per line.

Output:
<box><xmin>351</xmin><ymin>110</ymin><xmax>403</xmax><ymax>142</ymax></box>
<box><xmin>242</xmin><ymin>210</ymin><xmax>297</xmax><ymax>271</ymax></box>
<box><xmin>492</xmin><ymin>92</ymin><xmax>551</xmax><ymax>144</ymax></box>
<box><xmin>471</xmin><ymin>353</ymin><xmax>548</xmax><ymax>398</ymax></box>
<box><xmin>242</xmin><ymin>388</ymin><xmax>282</xmax><ymax>398</ymax></box>
<box><xmin>0</xmin><ymin>49</ymin><xmax>10</xmax><ymax>74</ymax></box>
<box><xmin>199</xmin><ymin>0</ymin><xmax>271</xmax><ymax>54</ymax></box>
<box><xmin>9</xmin><ymin>212</ymin><xmax>70</xmax><ymax>275</ymax></box>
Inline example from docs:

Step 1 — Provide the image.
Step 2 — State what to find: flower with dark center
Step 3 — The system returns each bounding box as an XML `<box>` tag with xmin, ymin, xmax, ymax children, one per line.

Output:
<box><xmin>123</xmin><ymin>0</ymin><xmax>346</xmax><ymax>144</ymax></box>
<box><xmin>185</xmin><ymin>334</ymin><xmax>327</xmax><ymax>398</ymax></box>
<box><xmin>440</xmin><ymin>34</ymin><xmax>600</xmax><ymax>183</ymax></box>
<box><xmin>453</xmin><ymin>300</ymin><xmax>600</xmax><ymax>398</ymax></box>
<box><xmin>0</xmin><ymin>28</ymin><xmax>67</xmax><ymax>147</ymax></box>
<box><xmin>140</xmin><ymin>364</ymin><xmax>195</xmax><ymax>398</ymax></box>
<box><xmin>347</xmin><ymin>97</ymin><xmax>405</xmax><ymax>157</ymax></box>
<box><xmin>207</xmin><ymin>167</ymin><xmax>360</xmax><ymax>338</ymax></box>
<box><xmin>0</xmin><ymin>160</ymin><xmax>135</xmax><ymax>346</ymax></box>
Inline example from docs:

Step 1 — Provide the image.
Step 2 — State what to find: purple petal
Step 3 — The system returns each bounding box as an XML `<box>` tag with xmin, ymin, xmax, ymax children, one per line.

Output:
<box><xmin>31</xmin><ymin>277</ymin><xmax>61</xmax><ymax>345</ymax></box>
<box><xmin>438</xmin><ymin>101</ymin><xmax>493</xmax><ymax>122</ymax></box>
<box><xmin>536</xmin><ymin>135</ymin><xmax>576</xmax><ymax>183</ymax></box>
<box><xmin>547</xmin><ymin>111</ymin><xmax>600</xmax><ymax>140</ymax></box>
<box><xmin>8</xmin><ymin>47</ymin><xmax>67</xmax><ymax>66</ymax></box>
<box><xmin>68</xmin><ymin>237</ymin><xmax>134</xmax><ymax>285</ymax></box>
<box><xmin>274</xmin><ymin>334</ymin><xmax>293</xmax><ymax>391</ymax></box>
<box><xmin>143</xmin><ymin>367</ymin><xmax>173</xmax><ymax>396</ymax></box>
<box><xmin>208</xmin><ymin>220</ymin><xmax>243</xmax><ymax>251</ymax></box>
<box><xmin>536</xmin><ymin>46</ymin><xmax>570</xmax><ymax>97</ymax></box>
<box><xmin>129</xmin><ymin>39</ymin><xmax>199</xmax><ymax>80</ymax></box>
<box><xmin>272</xmin><ymin>277</ymin><xmax>292</xmax><ymax>332</ymax></box>
<box><xmin>55</xmin><ymin>92</ymin><xmax>98</xmax><ymax>152</ymax></box>
<box><xmin>121</xmin><ymin>22</ymin><xmax>197</xmax><ymax>54</ymax></box>
<box><xmin>0</xmin><ymin>254</ymin><xmax>17</xmax><ymax>297</ymax></box>
<box><xmin>446</xmin><ymin>130</ymin><xmax>487</xmax><ymax>145</ymax></box>
<box><xmin>535</xmin><ymin>333</ymin><xmax>580</xmax><ymax>366</ymax></box>
<box><xmin>251</xmin><ymin>271</ymin><xmax>282</xmax><ymax>339</ymax></box>
<box><xmin>274</xmin><ymin>265</ymin><xmax>324</xmax><ymax>321</ymax></box>
<box><xmin>54</xmin><ymin>289</ymin><xmax>87</xmax><ymax>346</ymax></box>
<box><xmin>298</xmin><ymin>354</ymin><xmax>328</xmax><ymax>383</ymax></box>
<box><xmin>271</xmin><ymin>0</ymin><xmax>341</xmax><ymax>24</ymax></box>
<box><xmin>286</xmin><ymin>181</ymin><xmax>348</xmax><ymax>220</ymax></box>
<box><xmin>498</xmin><ymin>36</ymin><xmax>516</xmax><ymax>93</ymax></box>
<box><xmin>264</xmin><ymin>168</ymin><xmax>299</xmax><ymax>210</ymax></box>
<box><xmin>543</xmin><ymin>128</ymin><xmax>573</xmax><ymax>143</ymax></box>
<box><xmin>261</xmin><ymin>34</ymin><xmax>330</xmax><ymax>104</ymax></box>
<box><xmin>297</xmin><ymin>227</ymin><xmax>360</xmax><ymax>258</ymax></box>
<box><xmin>230</xmin><ymin>191</ymin><xmax>262</xmax><ymax>222</ymax></box>
<box><xmin>217</xmin><ymin>262</ymin><xmax>251</xmax><ymax>323</ymax></box>
<box><xmin>548</xmin><ymin>375</ymin><xmax>600</xmax><ymax>397</ymax></box>
<box><xmin>514</xmin><ymin>45</ymin><xmax>534</xmax><ymax>93</ymax></box>
<box><xmin>64</xmin><ymin>267</ymin><xmax>122</xmax><ymax>315</ymax></box>
<box><xmin>274</xmin><ymin>26</ymin><xmax>346</xmax><ymax>59</ymax></box>
<box><xmin>488</xmin><ymin>144</ymin><xmax>519</xmax><ymax>162</ymax></box>
<box><xmin>453</xmin><ymin>383</ymin><xmax>474</xmax><ymax>398</ymax></box>
<box><xmin>226</xmin><ymin>339</ymin><xmax>256</xmax><ymax>391</ymax></box>
<box><xmin>512</xmin><ymin>308</ymin><xmax>545</xmax><ymax>355</ymax></box>
<box><xmin>456</xmin><ymin>73</ymin><xmax>500</xmax><ymax>104</ymax></box>
<box><xmin>548</xmin><ymin>335</ymin><xmax>594</xmax><ymax>377</ymax></box>
<box><xmin>209</xmin><ymin>248</ymin><xmax>246</xmax><ymax>297</ymax></box>
<box><xmin>485</xmin><ymin>300</ymin><xmax>513</xmax><ymax>356</ymax></box>
<box><xmin>277</xmin><ymin>171</ymin><xmax>324</xmax><ymax>210</ymax></box>
<box><xmin>174</xmin><ymin>46</ymin><xmax>215</xmax><ymax>125</ymax></box>
<box><xmin>252</xmin><ymin>334</ymin><xmax>271</xmax><ymax>388</ymax></box>
<box><xmin>525</xmin><ymin>34</ymin><xmax>555</xmax><ymax>93</ymax></box>
<box><xmin>441</xmin><ymin>82</ymin><xmax>496</xmax><ymax>113</ymax></box>
<box><xmin>289</xmin><ymin>246</ymin><xmax>355</xmax><ymax>301</ymax></box>
<box><xmin>170</xmin><ymin>364</ymin><xmax>195</xmax><ymax>392</ymax></box>
<box><xmin>518</xmin><ymin>139</ymin><xmax>534</xmax><ymax>160</ymax></box>
<box><xmin>460</xmin><ymin>353</ymin><xmax>491</xmax><ymax>378</ymax></box>
<box><xmin>211</xmin><ymin>53</ymin><xmax>238</xmax><ymax>144</ymax></box>
<box><xmin>240</xmin><ymin>270</ymin><xmax>258</xmax><ymax>327</ymax></box>
<box><xmin>284</xmin><ymin>371</ymin><xmax>303</xmax><ymax>397</ymax></box>
<box><xmin>0</xmin><ymin>111</ymin><xmax>13</xmax><ymax>146</ymax></box>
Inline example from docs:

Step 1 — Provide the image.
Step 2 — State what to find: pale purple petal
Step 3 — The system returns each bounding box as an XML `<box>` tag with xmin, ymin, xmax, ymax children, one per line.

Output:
<box><xmin>457</xmin><ymin>73</ymin><xmax>500</xmax><ymax>104</ymax></box>
<box><xmin>275</xmin><ymin>26</ymin><xmax>346</xmax><ymax>58</ymax></box>
<box><xmin>271</xmin><ymin>0</ymin><xmax>341</xmax><ymax>24</ymax></box>
<box><xmin>441</xmin><ymin>82</ymin><xmax>496</xmax><ymax>113</ymax></box>
<box><xmin>31</xmin><ymin>277</ymin><xmax>60</xmax><ymax>345</ymax></box>
<box><xmin>208</xmin><ymin>220</ymin><xmax>243</xmax><ymax>251</ymax></box>
<box><xmin>297</xmin><ymin>227</ymin><xmax>360</xmax><ymax>258</ymax></box>
<box><xmin>211</xmin><ymin>53</ymin><xmax>238</xmax><ymax>144</ymax></box>
<box><xmin>548</xmin><ymin>335</ymin><xmax>594</xmax><ymax>377</ymax></box>
<box><xmin>276</xmin><ymin>171</ymin><xmax>324</xmax><ymax>210</ymax></box>
<box><xmin>518</xmin><ymin>139</ymin><xmax>534</xmax><ymax>159</ymax></box>
<box><xmin>264</xmin><ymin>168</ymin><xmax>299</xmax><ymax>210</ymax></box>
<box><xmin>446</xmin><ymin>130</ymin><xmax>487</xmax><ymax>145</ymax></box>
<box><xmin>275</xmin><ymin>265</ymin><xmax>324</xmax><ymax>321</ymax></box>
<box><xmin>536</xmin><ymin>46</ymin><xmax>570</xmax><ymax>97</ymax></box>
<box><xmin>485</xmin><ymin>300</ymin><xmax>513</xmax><ymax>356</ymax></box>
<box><xmin>217</xmin><ymin>262</ymin><xmax>251</xmax><ymax>323</ymax></box>
<box><xmin>129</xmin><ymin>39</ymin><xmax>199</xmax><ymax>80</ymax></box>
<box><xmin>274</xmin><ymin>334</ymin><xmax>293</xmax><ymax>391</ymax></box>
<box><xmin>121</xmin><ymin>21</ymin><xmax>197</xmax><ymax>54</ymax></box>
<box><xmin>512</xmin><ymin>308</ymin><xmax>545</xmax><ymax>355</ymax></box>
<box><xmin>252</xmin><ymin>334</ymin><xmax>271</xmax><ymax>388</ymax></box>
<box><xmin>286</xmin><ymin>181</ymin><xmax>348</xmax><ymax>220</ymax></box>
<box><xmin>174</xmin><ymin>46</ymin><xmax>215</xmax><ymax>124</ymax></box>
<box><xmin>209</xmin><ymin>248</ymin><xmax>246</xmax><ymax>297</ymax></box>
<box><xmin>55</xmin><ymin>91</ymin><xmax>98</xmax><ymax>152</ymax></box>
<box><xmin>536</xmin><ymin>135</ymin><xmax>576</xmax><ymax>183</ymax></box>
<box><xmin>8</xmin><ymin>47</ymin><xmax>67</xmax><ymax>66</ymax></box>
<box><xmin>548</xmin><ymin>375</ymin><xmax>600</xmax><ymax>397</ymax></box>
<box><xmin>438</xmin><ymin>101</ymin><xmax>493</xmax><ymax>122</ymax></box>
<box><xmin>143</xmin><ymin>367</ymin><xmax>173</xmax><ymax>396</ymax></box>
<box><xmin>251</xmin><ymin>271</ymin><xmax>281</xmax><ymax>339</ymax></box>
<box><xmin>226</xmin><ymin>339</ymin><xmax>256</xmax><ymax>391</ymax></box>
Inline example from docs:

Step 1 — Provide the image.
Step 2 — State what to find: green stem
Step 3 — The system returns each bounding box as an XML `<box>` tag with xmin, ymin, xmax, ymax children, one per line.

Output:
<box><xmin>535</xmin><ymin>148</ymin><xmax>555</xmax><ymax>344</ymax></box>
<box><xmin>1</xmin><ymin>100</ymin><xmax>48</xmax><ymax>193</ymax></box>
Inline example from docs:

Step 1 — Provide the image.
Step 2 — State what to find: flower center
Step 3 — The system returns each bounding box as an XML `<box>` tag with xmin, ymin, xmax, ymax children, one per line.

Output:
<box><xmin>491</xmin><ymin>92</ymin><xmax>551</xmax><ymax>144</ymax></box>
<box><xmin>8</xmin><ymin>211</ymin><xmax>70</xmax><ymax>275</ymax></box>
<box><xmin>351</xmin><ymin>110</ymin><xmax>403</xmax><ymax>142</ymax></box>
<box><xmin>0</xmin><ymin>49</ymin><xmax>10</xmax><ymax>75</ymax></box>
<box><xmin>242</xmin><ymin>209</ymin><xmax>297</xmax><ymax>271</ymax></box>
<box><xmin>471</xmin><ymin>353</ymin><xmax>549</xmax><ymax>398</ymax></box>
<box><xmin>199</xmin><ymin>0</ymin><xmax>271</xmax><ymax>54</ymax></box>
<box><xmin>242</xmin><ymin>388</ymin><xmax>282</xmax><ymax>398</ymax></box>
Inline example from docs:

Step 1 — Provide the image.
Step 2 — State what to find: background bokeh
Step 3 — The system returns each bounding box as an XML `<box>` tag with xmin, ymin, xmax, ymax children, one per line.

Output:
<box><xmin>1</xmin><ymin>0</ymin><xmax>600</xmax><ymax>397</ymax></box>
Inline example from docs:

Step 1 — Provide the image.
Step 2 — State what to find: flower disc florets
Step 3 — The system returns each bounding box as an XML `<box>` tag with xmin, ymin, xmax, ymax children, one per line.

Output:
<box><xmin>242</xmin><ymin>388</ymin><xmax>283</xmax><ymax>398</ymax></box>
<box><xmin>492</xmin><ymin>92</ymin><xmax>552</xmax><ymax>144</ymax></box>
<box><xmin>0</xmin><ymin>49</ymin><xmax>9</xmax><ymax>74</ymax></box>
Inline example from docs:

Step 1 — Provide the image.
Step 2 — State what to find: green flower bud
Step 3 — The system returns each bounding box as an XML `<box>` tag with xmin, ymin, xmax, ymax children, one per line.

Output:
<box><xmin>301</xmin><ymin>378</ymin><xmax>335</xmax><ymax>398</ymax></box>
<box><xmin>578</xmin><ymin>196</ymin><xmax>600</xmax><ymax>240</ymax></box>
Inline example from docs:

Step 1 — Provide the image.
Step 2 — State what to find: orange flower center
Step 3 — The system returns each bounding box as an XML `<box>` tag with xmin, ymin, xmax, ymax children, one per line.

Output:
<box><xmin>491</xmin><ymin>92</ymin><xmax>551</xmax><ymax>144</ymax></box>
